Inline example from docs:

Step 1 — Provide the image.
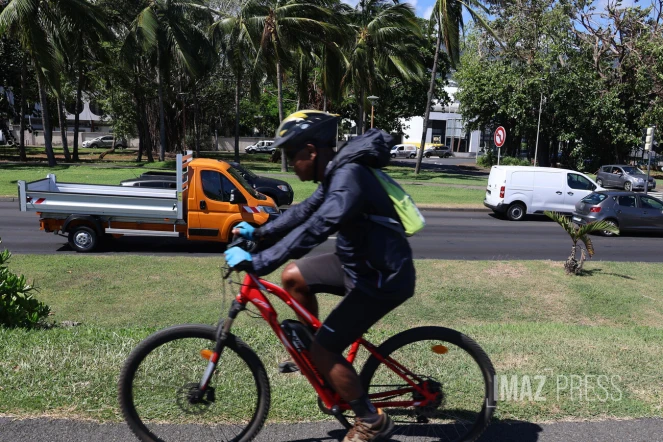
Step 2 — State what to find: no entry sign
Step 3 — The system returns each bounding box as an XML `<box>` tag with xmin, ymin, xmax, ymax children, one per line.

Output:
<box><xmin>494</xmin><ymin>126</ymin><xmax>506</xmax><ymax>148</ymax></box>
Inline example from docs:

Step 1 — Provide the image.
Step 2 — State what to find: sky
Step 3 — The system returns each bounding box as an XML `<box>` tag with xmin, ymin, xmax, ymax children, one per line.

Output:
<box><xmin>341</xmin><ymin>0</ymin><xmax>647</xmax><ymax>23</ymax></box>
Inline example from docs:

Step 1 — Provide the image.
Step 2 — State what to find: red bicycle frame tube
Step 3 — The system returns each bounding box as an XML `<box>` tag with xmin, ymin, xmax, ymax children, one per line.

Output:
<box><xmin>235</xmin><ymin>273</ymin><xmax>435</xmax><ymax>411</ymax></box>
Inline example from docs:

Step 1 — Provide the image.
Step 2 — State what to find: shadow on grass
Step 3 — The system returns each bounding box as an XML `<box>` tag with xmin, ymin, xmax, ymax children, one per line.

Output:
<box><xmin>290</xmin><ymin>419</ymin><xmax>543</xmax><ymax>442</ymax></box>
<box><xmin>580</xmin><ymin>268</ymin><xmax>635</xmax><ymax>279</ymax></box>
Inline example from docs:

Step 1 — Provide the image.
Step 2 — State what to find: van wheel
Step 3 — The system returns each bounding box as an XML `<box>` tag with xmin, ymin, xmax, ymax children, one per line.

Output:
<box><xmin>68</xmin><ymin>226</ymin><xmax>98</xmax><ymax>252</ymax></box>
<box><xmin>409</xmin><ymin>154</ymin><xmax>416</xmax><ymax>159</ymax></box>
<box><xmin>596</xmin><ymin>178</ymin><xmax>603</xmax><ymax>187</ymax></box>
<box><xmin>506</xmin><ymin>203</ymin><xmax>526</xmax><ymax>221</ymax></box>
<box><xmin>391</xmin><ymin>154</ymin><xmax>396</xmax><ymax>158</ymax></box>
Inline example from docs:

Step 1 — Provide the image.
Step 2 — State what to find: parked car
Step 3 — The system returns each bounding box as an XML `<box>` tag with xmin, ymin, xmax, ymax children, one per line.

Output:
<box><xmin>121</xmin><ymin>162</ymin><xmax>294</xmax><ymax>207</ymax></box>
<box><xmin>390</xmin><ymin>144</ymin><xmax>418</xmax><ymax>158</ymax></box>
<box><xmin>483</xmin><ymin>166</ymin><xmax>602</xmax><ymax>221</ymax></box>
<box><xmin>245</xmin><ymin>140</ymin><xmax>275</xmax><ymax>154</ymax></box>
<box><xmin>596</xmin><ymin>165</ymin><xmax>656</xmax><ymax>191</ymax></box>
<box><xmin>82</xmin><ymin>135</ymin><xmax>127</xmax><ymax>149</ymax></box>
<box><xmin>572</xmin><ymin>191</ymin><xmax>663</xmax><ymax>235</ymax></box>
<box><xmin>424</xmin><ymin>144</ymin><xmax>453</xmax><ymax>158</ymax></box>
<box><xmin>229</xmin><ymin>162</ymin><xmax>293</xmax><ymax>206</ymax></box>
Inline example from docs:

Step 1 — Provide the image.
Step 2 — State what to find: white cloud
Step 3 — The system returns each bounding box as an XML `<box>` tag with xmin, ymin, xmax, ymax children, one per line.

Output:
<box><xmin>422</xmin><ymin>5</ymin><xmax>434</xmax><ymax>19</ymax></box>
<box><xmin>406</xmin><ymin>0</ymin><xmax>418</xmax><ymax>10</ymax></box>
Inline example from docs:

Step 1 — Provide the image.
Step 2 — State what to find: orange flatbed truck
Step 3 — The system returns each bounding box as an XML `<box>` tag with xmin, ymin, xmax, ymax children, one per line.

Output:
<box><xmin>17</xmin><ymin>151</ymin><xmax>280</xmax><ymax>252</ymax></box>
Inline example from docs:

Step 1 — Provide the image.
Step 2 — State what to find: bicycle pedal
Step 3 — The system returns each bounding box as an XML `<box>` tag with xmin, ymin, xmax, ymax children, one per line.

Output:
<box><xmin>278</xmin><ymin>360</ymin><xmax>300</xmax><ymax>374</ymax></box>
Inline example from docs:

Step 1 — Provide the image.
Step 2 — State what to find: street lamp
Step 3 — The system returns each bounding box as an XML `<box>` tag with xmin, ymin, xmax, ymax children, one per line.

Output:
<box><xmin>367</xmin><ymin>95</ymin><xmax>379</xmax><ymax>129</ymax></box>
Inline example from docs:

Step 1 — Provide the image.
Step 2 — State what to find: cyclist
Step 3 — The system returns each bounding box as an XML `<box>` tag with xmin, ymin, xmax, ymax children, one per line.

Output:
<box><xmin>225</xmin><ymin>110</ymin><xmax>415</xmax><ymax>442</ymax></box>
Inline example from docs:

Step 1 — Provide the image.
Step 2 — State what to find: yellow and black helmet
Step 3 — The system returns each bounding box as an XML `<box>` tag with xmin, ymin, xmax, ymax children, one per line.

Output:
<box><xmin>272</xmin><ymin>110</ymin><xmax>338</xmax><ymax>160</ymax></box>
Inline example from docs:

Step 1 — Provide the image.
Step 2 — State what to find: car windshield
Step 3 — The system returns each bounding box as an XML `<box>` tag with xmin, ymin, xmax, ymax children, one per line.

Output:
<box><xmin>226</xmin><ymin>167</ymin><xmax>265</xmax><ymax>200</ymax></box>
<box><xmin>622</xmin><ymin>167</ymin><xmax>645</xmax><ymax>175</ymax></box>
<box><xmin>581</xmin><ymin>193</ymin><xmax>607</xmax><ymax>204</ymax></box>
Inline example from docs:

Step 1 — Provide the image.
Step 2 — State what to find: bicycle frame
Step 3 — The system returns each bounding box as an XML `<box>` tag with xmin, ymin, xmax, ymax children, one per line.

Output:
<box><xmin>201</xmin><ymin>272</ymin><xmax>440</xmax><ymax>413</ymax></box>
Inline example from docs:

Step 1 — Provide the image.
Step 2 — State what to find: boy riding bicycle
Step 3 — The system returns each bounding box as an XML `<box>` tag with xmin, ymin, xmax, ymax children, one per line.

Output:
<box><xmin>225</xmin><ymin>110</ymin><xmax>415</xmax><ymax>442</ymax></box>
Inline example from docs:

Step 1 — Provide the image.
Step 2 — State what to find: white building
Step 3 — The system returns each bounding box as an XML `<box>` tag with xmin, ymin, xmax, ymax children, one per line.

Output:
<box><xmin>401</xmin><ymin>81</ymin><xmax>487</xmax><ymax>157</ymax></box>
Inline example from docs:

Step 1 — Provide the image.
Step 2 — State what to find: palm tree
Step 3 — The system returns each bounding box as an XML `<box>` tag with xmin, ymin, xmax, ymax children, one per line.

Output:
<box><xmin>246</xmin><ymin>0</ymin><xmax>340</xmax><ymax>171</ymax></box>
<box><xmin>212</xmin><ymin>0</ymin><xmax>260</xmax><ymax>163</ymax></box>
<box><xmin>126</xmin><ymin>0</ymin><xmax>214</xmax><ymax>161</ymax></box>
<box><xmin>0</xmin><ymin>0</ymin><xmax>62</xmax><ymax>166</ymax></box>
<box><xmin>545</xmin><ymin>211</ymin><xmax>619</xmax><ymax>275</ymax></box>
<box><xmin>414</xmin><ymin>0</ymin><xmax>500</xmax><ymax>174</ymax></box>
<box><xmin>343</xmin><ymin>0</ymin><xmax>424</xmax><ymax>136</ymax></box>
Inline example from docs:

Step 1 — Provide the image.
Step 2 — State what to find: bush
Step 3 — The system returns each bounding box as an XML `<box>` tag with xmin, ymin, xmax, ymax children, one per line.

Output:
<box><xmin>477</xmin><ymin>151</ymin><xmax>530</xmax><ymax>167</ymax></box>
<box><xmin>0</xmin><ymin>238</ymin><xmax>50</xmax><ymax>328</ymax></box>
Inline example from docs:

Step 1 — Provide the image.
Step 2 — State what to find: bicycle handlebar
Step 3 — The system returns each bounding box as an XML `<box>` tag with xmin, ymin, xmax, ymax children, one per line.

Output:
<box><xmin>222</xmin><ymin>235</ymin><xmax>254</xmax><ymax>279</ymax></box>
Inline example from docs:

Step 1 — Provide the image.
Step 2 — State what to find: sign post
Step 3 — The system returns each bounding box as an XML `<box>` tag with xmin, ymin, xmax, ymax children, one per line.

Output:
<box><xmin>643</xmin><ymin>126</ymin><xmax>656</xmax><ymax>195</ymax></box>
<box><xmin>494</xmin><ymin>126</ymin><xmax>506</xmax><ymax>165</ymax></box>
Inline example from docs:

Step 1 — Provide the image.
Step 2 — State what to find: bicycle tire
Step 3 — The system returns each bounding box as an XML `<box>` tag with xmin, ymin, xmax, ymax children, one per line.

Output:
<box><xmin>359</xmin><ymin>326</ymin><xmax>496</xmax><ymax>442</ymax></box>
<box><xmin>118</xmin><ymin>324</ymin><xmax>270</xmax><ymax>442</ymax></box>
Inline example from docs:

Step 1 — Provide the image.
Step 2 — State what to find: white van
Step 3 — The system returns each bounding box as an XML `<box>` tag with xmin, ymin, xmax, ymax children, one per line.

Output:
<box><xmin>483</xmin><ymin>166</ymin><xmax>603</xmax><ymax>220</ymax></box>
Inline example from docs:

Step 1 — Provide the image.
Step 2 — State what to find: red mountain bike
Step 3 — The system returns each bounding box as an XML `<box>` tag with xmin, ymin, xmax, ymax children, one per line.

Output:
<box><xmin>118</xmin><ymin>239</ymin><xmax>496</xmax><ymax>442</ymax></box>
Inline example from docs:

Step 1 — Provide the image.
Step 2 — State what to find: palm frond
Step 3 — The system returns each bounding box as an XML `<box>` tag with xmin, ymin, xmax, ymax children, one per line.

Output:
<box><xmin>577</xmin><ymin>220</ymin><xmax>620</xmax><ymax>237</ymax></box>
<box><xmin>579</xmin><ymin>234</ymin><xmax>595</xmax><ymax>258</ymax></box>
<box><xmin>544</xmin><ymin>211</ymin><xmax>576</xmax><ymax>238</ymax></box>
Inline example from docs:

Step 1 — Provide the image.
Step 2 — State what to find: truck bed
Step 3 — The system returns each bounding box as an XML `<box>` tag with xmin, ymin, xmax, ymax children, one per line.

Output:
<box><xmin>18</xmin><ymin>175</ymin><xmax>184</xmax><ymax>219</ymax></box>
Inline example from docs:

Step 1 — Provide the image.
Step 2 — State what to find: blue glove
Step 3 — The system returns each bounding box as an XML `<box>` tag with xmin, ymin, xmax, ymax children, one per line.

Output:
<box><xmin>233</xmin><ymin>222</ymin><xmax>255</xmax><ymax>240</ymax></box>
<box><xmin>224</xmin><ymin>247</ymin><xmax>254</xmax><ymax>271</ymax></box>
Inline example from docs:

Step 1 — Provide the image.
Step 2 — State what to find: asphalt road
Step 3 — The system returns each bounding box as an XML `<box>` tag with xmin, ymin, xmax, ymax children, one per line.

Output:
<box><xmin>1</xmin><ymin>202</ymin><xmax>662</xmax><ymax>260</ymax></box>
<box><xmin>1</xmin><ymin>417</ymin><xmax>662</xmax><ymax>442</ymax></box>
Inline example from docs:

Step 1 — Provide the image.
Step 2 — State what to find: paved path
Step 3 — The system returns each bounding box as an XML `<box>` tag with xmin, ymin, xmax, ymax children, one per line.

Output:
<box><xmin>1</xmin><ymin>417</ymin><xmax>662</xmax><ymax>441</ymax></box>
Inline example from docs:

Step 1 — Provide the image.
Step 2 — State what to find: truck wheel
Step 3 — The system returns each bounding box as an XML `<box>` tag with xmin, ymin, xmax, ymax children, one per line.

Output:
<box><xmin>506</xmin><ymin>203</ymin><xmax>526</xmax><ymax>221</ymax></box>
<box><xmin>68</xmin><ymin>226</ymin><xmax>98</xmax><ymax>252</ymax></box>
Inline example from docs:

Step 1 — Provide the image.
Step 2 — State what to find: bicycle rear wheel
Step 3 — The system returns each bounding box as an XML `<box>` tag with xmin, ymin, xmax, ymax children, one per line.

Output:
<box><xmin>118</xmin><ymin>324</ymin><xmax>270</xmax><ymax>442</ymax></box>
<box><xmin>360</xmin><ymin>326</ymin><xmax>496</xmax><ymax>442</ymax></box>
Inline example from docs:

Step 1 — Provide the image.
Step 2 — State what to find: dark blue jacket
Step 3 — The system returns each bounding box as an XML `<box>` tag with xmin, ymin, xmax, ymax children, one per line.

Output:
<box><xmin>252</xmin><ymin>129</ymin><xmax>415</xmax><ymax>300</ymax></box>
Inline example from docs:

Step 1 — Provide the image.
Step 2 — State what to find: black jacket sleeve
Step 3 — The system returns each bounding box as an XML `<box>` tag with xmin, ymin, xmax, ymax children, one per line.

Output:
<box><xmin>254</xmin><ymin>185</ymin><xmax>325</xmax><ymax>242</ymax></box>
<box><xmin>251</xmin><ymin>164</ymin><xmax>367</xmax><ymax>276</ymax></box>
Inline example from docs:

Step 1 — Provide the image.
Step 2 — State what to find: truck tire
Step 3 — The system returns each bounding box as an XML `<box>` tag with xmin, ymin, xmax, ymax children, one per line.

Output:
<box><xmin>68</xmin><ymin>226</ymin><xmax>98</xmax><ymax>253</ymax></box>
<box><xmin>506</xmin><ymin>202</ymin><xmax>526</xmax><ymax>221</ymax></box>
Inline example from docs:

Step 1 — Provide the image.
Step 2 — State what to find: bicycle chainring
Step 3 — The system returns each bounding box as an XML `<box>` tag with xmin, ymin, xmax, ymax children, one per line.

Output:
<box><xmin>176</xmin><ymin>383</ymin><xmax>215</xmax><ymax>415</ymax></box>
<box><xmin>412</xmin><ymin>378</ymin><xmax>445</xmax><ymax>418</ymax></box>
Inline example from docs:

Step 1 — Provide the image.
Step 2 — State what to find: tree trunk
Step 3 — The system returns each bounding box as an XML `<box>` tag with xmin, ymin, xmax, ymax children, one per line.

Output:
<box><xmin>357</xmin><ymin>88</ymin><xmax>365</xmax><ymax>136</ymax></box>
<box><xmin>415</xmin><ymin>14</ymin><xmax>442</xmax><ymax>175</ymax></box>
<box><xmin>193</xmin><ymin>83</ymin><xmax>200</xmax><ymax>157</ymax></box>
<box><xmin>157</xmin><ymin>52</ymin><xmax>167</xmax><ymax>162</ymax></box>
<box><xmin>18</xmin><ymin>54</ymin><xmax>27</xmax><ymax>161</ymax></box>
<box><xmin>277</xmin><ymin>59</ymin><xmax>288</xmax><ymax>172</ymax></box>
<box><xmin>234</xmin><ymin>69</ymin><xmax>241</xmax><ymax>163</ymax></box>
<box><xmin>323</xmin><ymin>95</ymin><xmax>327</xmax><ymax>112</ymax></box>
<box><xmin>57</xmin><ymin>99</ymin><xmax>71</xmax><ymax>162</ymax></box>
<box><xmin>35</xmin><ymin>70</ymin><xmax>56</xmax><ymax>166</ymax></box>
<box><xmin>72</xmin><ymin>45</ymin><xmax>84</xmax><ymax>161</ymax></box>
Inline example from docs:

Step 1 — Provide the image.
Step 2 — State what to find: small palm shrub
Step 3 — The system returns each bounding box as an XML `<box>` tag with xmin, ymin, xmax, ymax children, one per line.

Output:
<box><xmin>544</xmin><ymin>212</ymin><xmax>619</xmax><ymax>275</ymax></box>
<box><xmin>0</xmin><ymin>238</ymin><xmax>51</xmax><ymax>328</ymax></box>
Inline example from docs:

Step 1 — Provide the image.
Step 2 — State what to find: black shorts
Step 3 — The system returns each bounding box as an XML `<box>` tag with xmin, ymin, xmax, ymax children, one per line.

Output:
<box><xmin>295</xmin><ymin>253</ymin><xmax>407</xmax><ymax>354</ymax></box>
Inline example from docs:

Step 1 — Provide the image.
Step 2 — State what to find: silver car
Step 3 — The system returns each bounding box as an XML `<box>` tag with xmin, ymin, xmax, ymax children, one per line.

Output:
<box><xmin>82</xmin><ymin>135</ymin><xmax>127</xmax><ymax>149</ymax></box>
<box><xmin>595</xmin><ymin>165</ymin><xmax>656</xmax><ymax>191</ymax></box>
<box><xmin>390</xmin><ymin>144</ymin><xmax>418</xmax><ymax>158</ymax></box>
<box><xmin>424</xmin><ymin>144</ymin><xmax>453</xmax><ymax>158</ymax></box>
<box><xmin>572</xmin><ymin>191</ymin><xmax>663</xmax><ymax>235</ymax></box>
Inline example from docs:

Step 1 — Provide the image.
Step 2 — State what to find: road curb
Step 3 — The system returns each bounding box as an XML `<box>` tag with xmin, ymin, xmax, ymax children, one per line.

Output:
<box><xmin>0</xmin><ymin>197</ymin><xmax>16</xmax><ymax>202</ymax></box>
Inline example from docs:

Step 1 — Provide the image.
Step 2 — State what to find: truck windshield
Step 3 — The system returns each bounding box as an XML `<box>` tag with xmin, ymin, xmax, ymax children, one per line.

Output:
<box><xmin>226</xmin><ymin>167</ymin><xmax>265</xmax><ymax>200</ymax></box>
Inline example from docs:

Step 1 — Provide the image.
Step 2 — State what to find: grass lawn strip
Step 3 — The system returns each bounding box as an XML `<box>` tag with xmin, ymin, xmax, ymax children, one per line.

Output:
<box><xmin>0</xmin><ymin>161</ymin><xmax>487</xmax><ymax>206</ymax></box>
<box><xmin>0</xmin><ymin>256</ymin><xmax>661</xmax><ymax>423</ymax></box>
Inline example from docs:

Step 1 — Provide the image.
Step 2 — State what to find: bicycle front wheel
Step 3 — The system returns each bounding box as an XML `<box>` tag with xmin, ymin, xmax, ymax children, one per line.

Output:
<box><xmin>118</xmin><ymin>324</ymin><xmax>270</xmax><ymax>442</ymax></box>
<box><xmin>359</xmin><ymin>326</ymin><xmax>496</xmax><ymax>442</ymax></box>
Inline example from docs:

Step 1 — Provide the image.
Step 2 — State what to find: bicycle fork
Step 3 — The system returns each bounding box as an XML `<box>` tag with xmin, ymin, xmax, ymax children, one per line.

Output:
<box><xmin>196</xmin><ymin>299</ymin><xmax>246</xmax><ymax>397</ymax></box>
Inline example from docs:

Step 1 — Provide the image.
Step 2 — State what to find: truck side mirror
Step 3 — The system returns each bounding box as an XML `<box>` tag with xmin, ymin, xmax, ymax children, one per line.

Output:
<box><xmin>230</xmin><ymin>189</ymin><xmax>247</xmax><ymax>204</ymax></box>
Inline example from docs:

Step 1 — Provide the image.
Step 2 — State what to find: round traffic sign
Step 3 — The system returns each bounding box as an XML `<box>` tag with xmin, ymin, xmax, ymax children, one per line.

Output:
<box><xmin>494</xmin><ymin>126</ymin><xmax>506</xmax><ymax>148</ymax></box>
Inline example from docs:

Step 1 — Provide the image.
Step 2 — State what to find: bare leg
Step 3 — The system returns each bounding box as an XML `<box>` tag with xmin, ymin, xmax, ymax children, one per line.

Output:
<box><xmin>311</xmin><ymin>341</ymin><xmax>363</xmax><ymax>400</ymax></box>
<box><xmin>281</xmin><ymin>262</ymin><xmax>318</xmax><ymax>320</ymax></box>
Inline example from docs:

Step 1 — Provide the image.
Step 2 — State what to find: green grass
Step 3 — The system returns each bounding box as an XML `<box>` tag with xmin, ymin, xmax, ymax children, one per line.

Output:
<box><xmin>0</xmin><ymin>256</ymin><xmax>661</xmax><ymax>423</ymax></box>
<box><xmin>1</xmin><ymin>155</ymin><xmax>488</xmax><ymax>206</ymax></box>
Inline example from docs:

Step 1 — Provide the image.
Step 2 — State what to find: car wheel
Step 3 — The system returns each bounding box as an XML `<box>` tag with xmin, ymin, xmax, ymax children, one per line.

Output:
<box><xmin>624</xmin><ymin>181</ymin><xmax>632</xmax><ymax>191</ymax></box>
<box><xmin>391</xmin><ymin>154</ymin><xmax>396</xmax><ymax>158</ymax></box>
<box><xmin>67</xmin><ymin>226</ymin><xmax>98</xmax><ymax>253</ymax></box>
<box><xmin>425</xmin><ymin>153</ymin><xmax>431</xmax><ymax>158</ymax></box>
<box><xmin>506</xmin><ymin>202</ymin><xmax>526</xmax><ymax>221</ymax></box>
<box><xmin>89</xmin><ymin>143</ymin><xmax>98</xmax><ymax>149</ymax></box>
<box><xmin>602</xmin><ymin>219</ymin><xmax>619</xmax><ymax>237</ymax></box>
<box><xmin>596</xmin><ymin>178</ymin><xmax>603</xmax><ymax>187</ymax></box>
